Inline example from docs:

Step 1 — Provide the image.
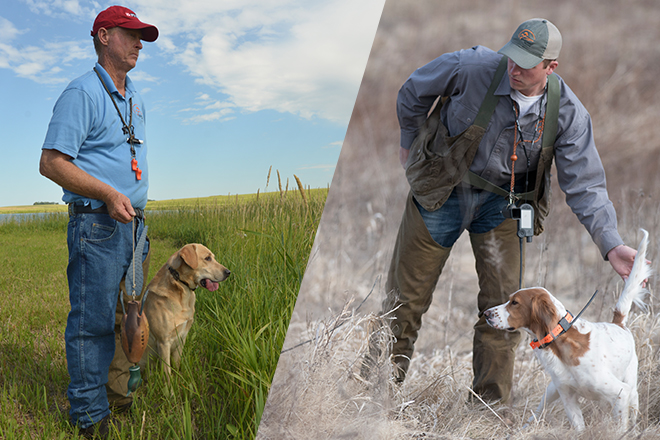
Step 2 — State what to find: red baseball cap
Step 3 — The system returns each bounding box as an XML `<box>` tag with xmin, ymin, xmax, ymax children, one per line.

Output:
<box><xmin>91</xmin><ymin>6</ymin><xmax>158</xmax><ymax>42</ymax></box>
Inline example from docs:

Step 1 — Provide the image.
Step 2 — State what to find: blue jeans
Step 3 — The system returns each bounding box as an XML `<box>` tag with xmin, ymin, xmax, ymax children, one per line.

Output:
<box><xmin>415</xmin><ymin>185</ymin><xmax>510</xmax><ymax>247</ymax></box>
<box><xmin>65</xmin><ymin>212</ymin><xmax>149</xmax><ymax>428</ymax></box>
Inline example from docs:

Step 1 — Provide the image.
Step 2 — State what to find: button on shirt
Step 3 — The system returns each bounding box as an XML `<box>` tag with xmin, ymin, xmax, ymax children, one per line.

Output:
<box><xmin>42</xmin><ymin>63</ymin><xmax>149</xmax><ymax>210</ymax></box>
<box><xmin>397</xmin><ymin>45</ymin><xmax>622</xmax><ymax>257</ymax></box>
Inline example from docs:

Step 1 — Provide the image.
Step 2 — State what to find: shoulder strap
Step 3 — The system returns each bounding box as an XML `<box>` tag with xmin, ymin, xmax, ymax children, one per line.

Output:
<box><xmin>473</xmin><ymin>55</ymin><xmax>508</xmax><ymax>129</ymax></box>
<box><xmin>542</xmin><ymin>73</ymin><xmax>560</xmax><ymax>148</ymax></box>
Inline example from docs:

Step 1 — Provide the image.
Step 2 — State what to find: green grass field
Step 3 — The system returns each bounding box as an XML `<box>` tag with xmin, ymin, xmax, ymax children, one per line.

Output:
<box><xmin>0</xmin><ymin>187</ymin><xmax>327</xmax><ymax>439</ymax></box>
<box><xmin>0</xmin><ymin>191</ymin><xmax>279</xmax><ymax>214</ymax></box>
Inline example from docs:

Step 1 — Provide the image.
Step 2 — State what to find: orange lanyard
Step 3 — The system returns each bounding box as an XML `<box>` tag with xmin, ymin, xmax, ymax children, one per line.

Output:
<box><xmin>509</xmin><ymin>96</ymin><xmax>546</xmax><ymax>198</ymax></box>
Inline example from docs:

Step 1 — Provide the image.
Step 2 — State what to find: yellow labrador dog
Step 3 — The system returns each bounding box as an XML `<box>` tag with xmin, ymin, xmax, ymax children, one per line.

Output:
<box><xmin>140</xmin><ymin>243</ymin><xmax>230</xmax><ymax>377</ymax></box>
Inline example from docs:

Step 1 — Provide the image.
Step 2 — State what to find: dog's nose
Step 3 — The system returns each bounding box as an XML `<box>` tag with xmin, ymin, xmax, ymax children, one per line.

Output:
<box><xmin>483</xmin><ymin>309</ymin><xmax>492</xmax><ymax>319</ymax></box>
<box><xmin>224</xmin><ymin>269</ymin><xmax>231</xmax><ymax>278</ymax></box>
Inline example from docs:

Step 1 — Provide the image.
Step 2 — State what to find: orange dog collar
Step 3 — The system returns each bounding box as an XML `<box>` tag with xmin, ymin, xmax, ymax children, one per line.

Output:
<box><xmin>530</xmin><ymin>311</ymin><xmax>574</xmax><ymax>349</ymax></box>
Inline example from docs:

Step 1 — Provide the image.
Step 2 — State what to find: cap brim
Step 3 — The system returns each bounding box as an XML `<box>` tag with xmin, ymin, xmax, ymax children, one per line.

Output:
<box><xmin>139</xmin><ymin>26</ymin><xmax>158</xmax><ymax>42</ymax></box>
<box><xmin>498</xmin><ymin>42</ymin><xmax>542</xmax><ymax>70</ymax></box>
<box><xmin>120</xmin><ymin>21</ymin><xmax>159</xmax><ymax>42</ymax></box>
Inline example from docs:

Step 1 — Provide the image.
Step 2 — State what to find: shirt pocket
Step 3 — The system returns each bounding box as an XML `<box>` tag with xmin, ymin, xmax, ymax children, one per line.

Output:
<box><xmin>445</xmin><ymin>101</ymin><xmax>478</xmax><ymax>137</ymax></box>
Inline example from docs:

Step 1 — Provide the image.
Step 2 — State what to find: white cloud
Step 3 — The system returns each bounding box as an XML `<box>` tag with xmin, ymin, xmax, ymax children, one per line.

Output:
<box><xmin>324</xmin><ymin>141</ymin><xmax>344</xmax><ymax>149</ymax></box>
<box><xmin>204</xmin><ymin>101</ymin><xmax>234</xmax><ymax>110</ymax></box>
<box><xmin>4</xmin><ymin>0</ymin><xmax>385</xmax><ymax>122</ymax></box>
<box><xmin>129</xmin><ymin>70</ymin><xmax>160</xmax><ymax>83</ymax></box>
<box><xmin>0</xmin><ymin>40</ymin><xmax>90</xmax><ymax>84</ymax></box>
<box><xmin>0</xmin><ymin>16</ymin><xmax>24</xmax><ymax>40</ymax></box>
<box><xmin>182</xmin><ymin>108</ymin><xmax>235</xmax><ymax>124</ymax></box>
<box><xmin>135</xmin><ymin>0</ymin><xmax>385</xmax><ymax>124</ymax></box>
<box><xmin>22</xmin><ymin>0</ymin><xmax>98</xmax><ymax>20</ymax></box>
<box><xmin>177</xmin><ymin>92</ymin><xmax>236</xmax><ymax>122</ymax></box>
<box><xmin>0</xmin><ymin>14</ymin><xmax>91</xmax><ymax>84</ymax></box>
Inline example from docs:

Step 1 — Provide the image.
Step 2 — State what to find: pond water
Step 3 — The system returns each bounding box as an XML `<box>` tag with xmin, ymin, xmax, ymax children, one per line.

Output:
<box><xmin>0</xmin><ymin>210</ymin><xmax>168</xmax><ymax>224</ymax></box>
<box><xmin>0</xmin><ymin>212</ymin><xmax>63</xmax><ymax>224</ymax></box>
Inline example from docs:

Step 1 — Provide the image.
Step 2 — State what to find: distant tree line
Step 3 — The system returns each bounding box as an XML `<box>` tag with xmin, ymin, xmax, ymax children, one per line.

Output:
<box><xmin>33</xmin><ymin>202</ymin><xmax>60</xmax><ymax>205</ymax></box>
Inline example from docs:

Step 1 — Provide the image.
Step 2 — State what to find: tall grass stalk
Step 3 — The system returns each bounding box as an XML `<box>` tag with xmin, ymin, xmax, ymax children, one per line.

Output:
<box><xmin>294</xmin><ymin>175</ymin><xmax>308</xmax><ymax>206</ymax></box>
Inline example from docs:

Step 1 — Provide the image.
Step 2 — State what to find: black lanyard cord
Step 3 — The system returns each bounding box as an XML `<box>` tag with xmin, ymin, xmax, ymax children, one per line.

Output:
<box><xmin>93</xmin><ymin>67</ymin><xmax>143</xmax><ymax>180</ymax></box>
<box><xmin>93</xmin><ymin>67</ymin><xmax>138</xmax><ymax>156</ymax></box>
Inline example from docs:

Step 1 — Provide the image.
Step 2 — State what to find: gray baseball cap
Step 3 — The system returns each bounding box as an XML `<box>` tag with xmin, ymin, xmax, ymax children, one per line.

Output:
<box><xmin>498</xmin><ymin>18</ymin><xmax>562</xmax><ymax>69</ymax></box>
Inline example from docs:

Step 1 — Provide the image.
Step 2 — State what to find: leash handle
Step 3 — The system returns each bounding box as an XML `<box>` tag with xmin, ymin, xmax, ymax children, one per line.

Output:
<box><xmin>124</xmin><ymin>220</ymin><xmax>149</xmax><ymax>304</ymax></box>
<box><xmin>132</xmin><ymin>218</ymin><xmax>136</xmax><ymax>299</ymax></box>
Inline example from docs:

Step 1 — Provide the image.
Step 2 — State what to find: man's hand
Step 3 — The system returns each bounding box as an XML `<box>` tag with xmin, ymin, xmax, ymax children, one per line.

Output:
<box><xmin>607</xmin><ymin>244</ymin><xmax>650</xmax><ymax>285</ymax></box>
<box><xmin>104</xmin><ymin>191</ymin><xmax>135</xmax><ymax>224</ymax></box>
<box><xmin>399</xmin><ymin>147</ymin><xmax>410</xmax><ymax>169</ymax></box>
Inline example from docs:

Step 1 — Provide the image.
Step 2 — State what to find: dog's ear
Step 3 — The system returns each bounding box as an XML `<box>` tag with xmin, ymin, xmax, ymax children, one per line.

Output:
<box><xmin>179</xmin><ymin>244</ymin><xmax>199</xmax><ymax>270</ymax></box>
<box><xmin>530</xmin><ymin>292</ymin><xmax>556</xmax><ymax>337</ymax></box>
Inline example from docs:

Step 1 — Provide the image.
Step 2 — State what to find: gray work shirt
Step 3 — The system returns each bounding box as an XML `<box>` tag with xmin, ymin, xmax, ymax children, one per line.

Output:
<box><xmin>397</xmin><ymin>45</ymin><xmax>622</xmax><ymax>258</ymax></box>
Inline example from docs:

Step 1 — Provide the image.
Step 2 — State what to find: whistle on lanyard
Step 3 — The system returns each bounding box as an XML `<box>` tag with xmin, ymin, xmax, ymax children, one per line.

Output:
<box><xmin>127</xmin><ymin>136</ymin><xmax>144</xmax><ymax>181</ymax></box>
<box><xmin>131</xmin><ymin>158</ymin><xmax>143</xmax><ymax>181</ymax></box>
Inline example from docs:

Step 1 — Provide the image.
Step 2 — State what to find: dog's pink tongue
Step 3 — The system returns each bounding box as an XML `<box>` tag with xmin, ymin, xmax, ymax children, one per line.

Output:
<box><xmin>205</xmin><ymin>280</ymin><xmax>219</xmax><ymax>291</ymax></box>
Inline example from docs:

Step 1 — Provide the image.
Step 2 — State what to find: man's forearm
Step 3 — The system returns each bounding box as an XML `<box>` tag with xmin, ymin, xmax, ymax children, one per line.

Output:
<box><xmin>39</xmin><ymin>149</ymin><xmax>116</xmax><ymax>203</ymax></box>
<box><xmin>39</xmin><ymin>149</ymin><xmax>135</xmax><ymax>223</ymax></box>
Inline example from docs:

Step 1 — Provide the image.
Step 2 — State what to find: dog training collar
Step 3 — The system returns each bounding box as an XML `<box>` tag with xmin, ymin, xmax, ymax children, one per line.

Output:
<box><xmin>167</xmin><ymin>266</ymin><xmax>196</xmax><ymax>291</ymax></box>
<box><xmin>530</xmin><ymin>311</ymin><xmax>574</xmax><ymax>349</ymax></box>
<box><xmin>529</xmin><ymin>289</ymin><xmax>599</xmax><ymax>350</ymax></box>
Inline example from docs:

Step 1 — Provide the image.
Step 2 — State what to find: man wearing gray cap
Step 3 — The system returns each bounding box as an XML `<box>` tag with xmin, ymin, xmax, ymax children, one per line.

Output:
<box><xmin>369</xmin><ymin>18</ymin><xmax>640</xmax><ymax>403</ymax></box>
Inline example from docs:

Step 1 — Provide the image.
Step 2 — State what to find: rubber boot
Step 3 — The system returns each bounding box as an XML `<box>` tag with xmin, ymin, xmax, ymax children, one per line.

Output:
<box><xmin>371</xmin><ymin>192</ymin><xmax>452</xmax><ymax>382</ymax></box>
<box><xmin>469</xmin><ymin>219</ymin><xmax>523</xmax><ymax>403</ymax></box>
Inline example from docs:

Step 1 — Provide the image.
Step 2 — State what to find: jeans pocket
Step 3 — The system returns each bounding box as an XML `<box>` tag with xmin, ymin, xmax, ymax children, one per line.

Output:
<box><xmin>86</xmin><ymin>215</ymin><xmax>118</xmax><ymax>242</ymax></box>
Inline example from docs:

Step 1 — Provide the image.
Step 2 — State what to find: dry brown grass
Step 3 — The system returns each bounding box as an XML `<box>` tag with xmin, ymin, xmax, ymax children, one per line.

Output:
<box><xmin>258</xmin><ymin>0</ymin><xmax>660</xmax><ymax>438</ymax></box>
<box><xmin>261</xmin><ymin>306</ymin><xmax>660</xmax><ymax>439</ymax></box>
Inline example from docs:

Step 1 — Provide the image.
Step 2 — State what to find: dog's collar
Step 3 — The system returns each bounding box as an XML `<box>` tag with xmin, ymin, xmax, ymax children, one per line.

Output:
<box><xmin>530</xmin><ymin>311</ymin><xmax>574</xmax><ymax>349</ymax></box>
<box><xmin>168</xmin><ymin>266</ymin><xmax>196</xmax><ymax>291</ymax></box>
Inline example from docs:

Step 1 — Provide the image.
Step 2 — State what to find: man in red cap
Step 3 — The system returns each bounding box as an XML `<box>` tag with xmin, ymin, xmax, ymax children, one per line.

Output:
<box><xmin>40</xmin><ymin>6</ymin><xmax>157</xmax><ymax>438</ymax></box>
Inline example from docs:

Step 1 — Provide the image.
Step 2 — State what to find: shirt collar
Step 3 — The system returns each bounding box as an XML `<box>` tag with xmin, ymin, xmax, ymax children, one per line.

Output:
<box><xmin>497</xmin><ymin>76</ymin><xmax>549</xmax><ymax>119</ymax></box>
<box><xmin>94</xmin><ymin>62</ymin><xmax>136</xmax><ymax>99</ymax></box>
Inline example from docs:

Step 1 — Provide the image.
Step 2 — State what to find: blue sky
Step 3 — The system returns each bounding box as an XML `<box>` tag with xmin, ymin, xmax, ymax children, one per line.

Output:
<box><xmin>0</xmin><ymin>0</ymin><xmax>385</xmax><ymax>207</ymax></box>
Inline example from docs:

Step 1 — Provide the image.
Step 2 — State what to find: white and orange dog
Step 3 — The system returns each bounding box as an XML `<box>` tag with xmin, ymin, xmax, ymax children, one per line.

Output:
<box><xmin>484</xmin><ymin>229</ymin><xmax>652</xmax><ymax>431</ymax></box>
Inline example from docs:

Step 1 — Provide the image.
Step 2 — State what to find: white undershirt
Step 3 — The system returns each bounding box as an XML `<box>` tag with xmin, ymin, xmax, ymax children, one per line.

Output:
<box><xmin>511</xmin><ymin>89</ymin><xmax>543</xmax><ymax>117</ymax></box>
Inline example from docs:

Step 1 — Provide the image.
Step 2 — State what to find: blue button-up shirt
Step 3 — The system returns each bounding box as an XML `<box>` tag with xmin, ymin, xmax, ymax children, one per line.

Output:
<box><xmin>42</xmin><ymin>63</ymin><xmax>149</xmax><ymax>210</ymax></box>
<box><xmin>397</xmin><ymin>45</ymin><xmax>622</xmax><ymax>257</ymax></box>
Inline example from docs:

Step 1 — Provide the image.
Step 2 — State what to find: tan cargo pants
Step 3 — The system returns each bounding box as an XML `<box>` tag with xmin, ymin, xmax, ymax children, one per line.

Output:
<box><xmin>383</xmin><ymin>192</ymin><xmax>522</xmax><ymax>402</ymax></box>
<box><xmin>106</xmin><ymin>245</ymin><xmax>151</xmax><ymax>408</ymax></box>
